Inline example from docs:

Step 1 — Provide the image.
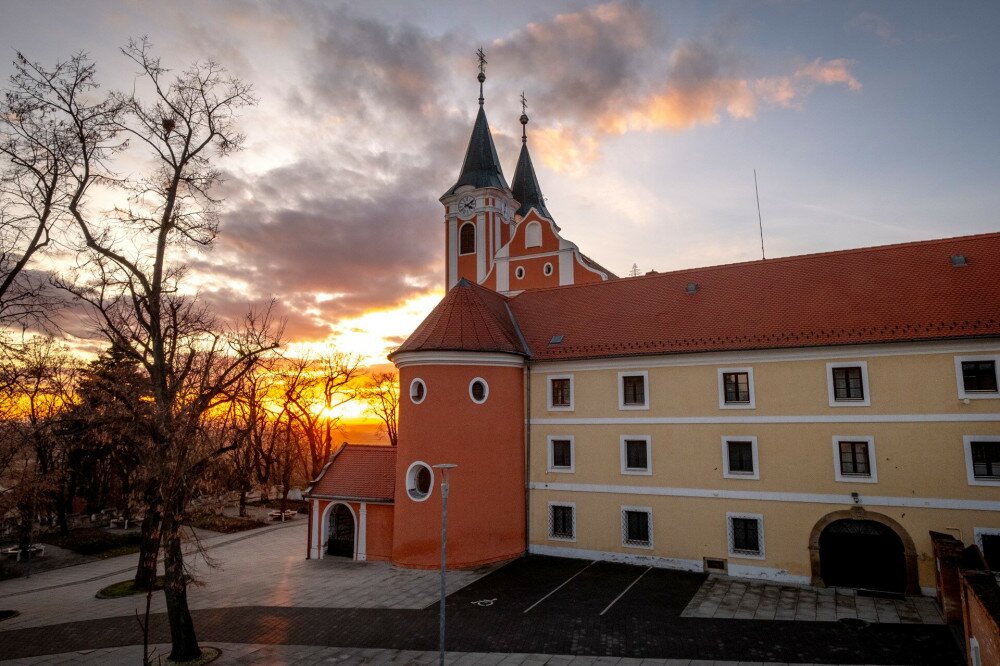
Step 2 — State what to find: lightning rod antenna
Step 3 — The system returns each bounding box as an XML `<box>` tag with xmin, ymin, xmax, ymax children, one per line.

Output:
<box><xmin>754</xmin><ymin>168</ymin><xmax>766</xmax><ymax>260</ymax></box>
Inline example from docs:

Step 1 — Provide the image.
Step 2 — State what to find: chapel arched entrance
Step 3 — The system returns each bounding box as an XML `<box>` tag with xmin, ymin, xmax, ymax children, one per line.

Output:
<box><xmin>327</xmin><ymin>503</ymin><xmax>355</xmax><ymax>558</ymax></box>
<box><xmin>809</xmin><ymin>510</ymin><xmax>919</xmax><ymax>595</ymax></box>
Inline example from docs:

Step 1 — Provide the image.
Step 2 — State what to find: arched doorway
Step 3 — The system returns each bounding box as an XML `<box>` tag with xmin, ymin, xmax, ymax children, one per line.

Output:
<box><xmin>809</xmin><ymin>510</ymin><xmax>919</xmax><ymax>595</ymax></box>
<box><xmin>327</xmin><ymin>503</ymin><xmax>355</xmax><ymax>558</ymax></box>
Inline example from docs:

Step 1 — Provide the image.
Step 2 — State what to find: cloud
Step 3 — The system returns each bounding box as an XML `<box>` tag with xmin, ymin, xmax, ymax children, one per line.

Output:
<box><xmin>848</xmin><ymin>11</ymin><xmax>901</xmax><ymax>46</ymax></box>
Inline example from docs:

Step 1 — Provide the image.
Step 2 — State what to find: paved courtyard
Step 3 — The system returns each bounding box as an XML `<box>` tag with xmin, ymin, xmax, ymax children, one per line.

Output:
<box><xmin>0</xmin><ymin>524</ymin><xmax>964</xmax><ymax>664</ymax></box>
<box><xmin>681</xmin><ymin>576</ymin><xmax>943</xmax><ymax>624</ymax></box>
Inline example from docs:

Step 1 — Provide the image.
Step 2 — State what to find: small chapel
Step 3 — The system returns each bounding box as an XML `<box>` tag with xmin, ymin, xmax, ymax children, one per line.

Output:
<box><xmin>306</xmin><ymin>54</ymin><xmax>1000</xmax><ymax>595</ymax></box>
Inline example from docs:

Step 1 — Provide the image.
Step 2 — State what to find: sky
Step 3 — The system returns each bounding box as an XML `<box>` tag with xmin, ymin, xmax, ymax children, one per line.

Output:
<box><xmin>2</xmin><ymin>0</ymin><xmax>999</xmax><ymax>365</ymax></box>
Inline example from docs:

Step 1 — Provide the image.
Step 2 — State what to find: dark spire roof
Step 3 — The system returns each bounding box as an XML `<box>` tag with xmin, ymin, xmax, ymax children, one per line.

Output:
<box><xmin>444</xmin><ymin>105</ymin><xmax>509</xmax><ymax>196</ymax></box>
<box><xmin>511</xmin><ymin>140</ymin><xmax>551</xmax><ymax>220</ymax></box>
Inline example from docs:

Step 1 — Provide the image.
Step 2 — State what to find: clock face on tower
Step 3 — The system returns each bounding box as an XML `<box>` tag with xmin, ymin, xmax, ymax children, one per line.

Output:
<box><xmin>458</xmin><ymin>195</ymin><xmax>475</xmax><ymax>216</ymax></box>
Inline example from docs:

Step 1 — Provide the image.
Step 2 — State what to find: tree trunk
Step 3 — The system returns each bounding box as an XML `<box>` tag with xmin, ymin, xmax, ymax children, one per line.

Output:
<box><xmin>238</xmin><ymin>487</ymin><xmax>247</xmax><ymax>518</ymax></box>
<box><xmin>16</xmin><ymin>502</ymin><xmax>33</xmax><ymax>558</ymax></box>
<box><xmin>163</xmin><ymin>526</ymin><xmax>200</xmax><ymax>662</ymax></box>
<box><xmin>133</xmin><ymin>506</ymin><xmax>162</xmax><ymax>589</ymax></box>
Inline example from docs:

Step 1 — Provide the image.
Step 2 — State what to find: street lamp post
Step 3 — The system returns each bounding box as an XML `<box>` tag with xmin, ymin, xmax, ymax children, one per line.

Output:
<box><xmin>433</xmin><ymin>463</ymin><xmax>457</xmax><ymax>666</ymax></box>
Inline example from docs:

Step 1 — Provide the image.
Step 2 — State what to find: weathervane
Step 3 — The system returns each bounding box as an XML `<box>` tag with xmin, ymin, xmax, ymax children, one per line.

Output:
<box><xmin>519</xmin><ymin>91</ymin><xmax>529</xmax><ymax>142</ymax></box>
<box><xmin>476</xmin><ymin>48</ymin><xmax>487</xmax><ymax>105</ymax></box>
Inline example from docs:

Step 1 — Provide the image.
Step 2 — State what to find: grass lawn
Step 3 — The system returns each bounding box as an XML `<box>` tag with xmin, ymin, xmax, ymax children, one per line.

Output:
<box><xmin>96</xmin><ymin>575</ymin><xmax>166</xmax><ymax>599</ymax></box>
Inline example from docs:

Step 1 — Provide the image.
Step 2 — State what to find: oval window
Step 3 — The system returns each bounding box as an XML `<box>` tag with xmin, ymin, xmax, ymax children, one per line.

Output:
<box><xmin>469</xmin><ymin>377</ymin><xmax>489</xmax><ymax>404</ymax></box>
<box><xmin>409</xmin><ymin>378</ymin><xmax>426</xmax><ymax>404</ymax></box>
<box><xmin>543</xmin><ymin>262</ymin><xmax>553</xmax><ymax>276</ymax></box>
<box><xmin>406</xmin><ymin>462</ymin><xmax>434</xmax><ymax>502</ymax></box>
<box><xmin>515</xmin><ymin>266</ymin><xmax>525</xmax><ymax>280</ymax></box>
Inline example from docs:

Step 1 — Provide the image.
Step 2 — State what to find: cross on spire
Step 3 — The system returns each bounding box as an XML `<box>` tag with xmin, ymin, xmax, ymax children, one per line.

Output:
<box><xmin>476</xmin><ymin>48</ymin><xmax>487</xmax><ymax>105</ymax></box>
<box><xmin>519</xmin><ymin>91</ymin><xmax>529</xmax><ymax>143</ymax></box>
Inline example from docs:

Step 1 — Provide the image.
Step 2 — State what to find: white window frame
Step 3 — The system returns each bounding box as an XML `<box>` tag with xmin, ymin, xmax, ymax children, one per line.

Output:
<box><xmin>546</xmin><ymin>374</ymin><xmax>574</xmax><ymax>411</ymax></box>
<box><xmin>973</xmin><ymin>527</ymin><xmax>1000</xmax><ymax>564</ymax></box>
<box><xmin>548</xmin><ymin>501</ymin><xmax>576</xmax><ymax>542</ymax></box>
<box><xmin>409</xmin><ymin>378</ymin><xmax>427</xmax><ymax>405</ymax></box>
<box><xmin>619</xmin><ymin>435</ymin><xmax>652</xmax><ymax>475</ymax></box>
<box><xmin>717</xmin><ymin>367</ymin><xmax>756</xmax><ymax>410</ymax></box>
<box><xmin>826</xmin><ymin>361</ymin><xmax>871</xmax><ymax>407</ymax></box>
<box><xmin>547</xmin><ymin>435</ymin><xmax>575</xmax><ymax>473</ymax></box>
<box><xmin>964</xmin><ymin>435</ymin><xmax>1000</xmax><ymax>487</ymax></box>
<box><xmin>469</xmin><ymin>377</ymin><xmax>489</xmax><ymax>404</ymax></box>
<box><xmin>514</xmin><ymin>265</ymin><xmax>525</xmax><ymax>280</ymax></box>
<box><xmin>543</xmin><ymin>262</ymin><xmax>553</xmax><ymax>276</ymax></box>
<box><xmin>524</xmin><ymin>221</ymin><xmax>542</xmax><ymax>248</ymax></box>
<box><xmin>727</xmin><ymin>512</ymin><xmax>765</xmax><ymax>560</ymax></box>
<box><xmin>618</xmin><ymin>371</ymin><xmax>649</xmax><ymax>411</ymax></box>
<box><xmin>405</xmin><ymin>461</ymin><xmax>434</xmax><ymax>503</ymax></box>
<box><xmin>721</xmin><ymin>436</ymin><xmax>760</xmax><ymax>480</ymax></box>
<box><xmin>621</xmin><ymin>505</ymin><xmax>653</xmax><ymax>549</ymax></box>
<box><xmin>955</xmin><ymin>355</ymin><xmax>1000</xmax><ymax>400</ymax></box>
<box><xmin>832</xmin><ymin>436</ymin><xmax>878</xmax><ymax>483</ymax></box>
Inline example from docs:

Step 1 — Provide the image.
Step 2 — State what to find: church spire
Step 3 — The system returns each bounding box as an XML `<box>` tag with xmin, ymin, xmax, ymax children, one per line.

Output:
<box><xmin>510</xmin><ymin>93</ymin><xmax>551</xmax><ymax>220</ymax></box>
<box><xmin>444</xmin><ymin>48</ymin><xmax>509</xmax><ymax>196</ymax></box>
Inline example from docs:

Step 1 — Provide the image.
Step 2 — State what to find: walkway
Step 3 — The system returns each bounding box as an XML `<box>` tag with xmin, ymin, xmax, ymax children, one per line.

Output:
<box><xmin>681</xmin><ymin>576</ymin><xmax>943</xmax><ymax>624</ymax></box>
<box><xmin>0</xmin><ymin>643</ymin><xmax>898</xmax><ymax>665</ymax></box>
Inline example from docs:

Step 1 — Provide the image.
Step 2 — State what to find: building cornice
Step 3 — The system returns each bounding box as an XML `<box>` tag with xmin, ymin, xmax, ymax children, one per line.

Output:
<box><xmin>392</xmin><ymin>350</ymin><xmax>526</xmax><ymax>368</ymax></box>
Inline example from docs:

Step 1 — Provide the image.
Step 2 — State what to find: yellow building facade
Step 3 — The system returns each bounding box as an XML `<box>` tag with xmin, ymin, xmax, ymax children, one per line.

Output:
<box><xmin>528</xmin><ymin>340</ymin><xmax>1000</xmax><ymax>593</ymax></box>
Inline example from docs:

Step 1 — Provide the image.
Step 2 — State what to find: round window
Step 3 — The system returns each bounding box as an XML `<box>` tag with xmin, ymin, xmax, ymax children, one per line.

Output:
<box><xmin>469</xmin><ymin>377</ymin><xmax>489</xmax><ymax>404</ymax></box>
<box><xmin>409</xmin><ymin>378</ymin><xmax>426</xmax><ymax>404</ymax></box>
<box><xmin>543</xmin><ymin>262</ymin><xmax>553</xmax><ymax>276</ymax></box>
<box><xmin>515</xmin><ymin>266</ymin><xmax>525</xmax><ymax>280</ymax></box>
<box><xmin>406</xmin><ymin>462</ymin><xmax>434</xmax><ymax>502</ymax></box>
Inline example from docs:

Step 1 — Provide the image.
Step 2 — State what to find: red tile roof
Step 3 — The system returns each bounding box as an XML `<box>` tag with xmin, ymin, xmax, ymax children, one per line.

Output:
<box><xmin>392</xmin><ymin>278</ymin><xmax>527</xmax><ymax>356</ymax></box>
<box><xmin>396</xmin><ymin>232</ymin><xmax>1000</xmax><ymax>361</ymax></box>
<box><xmin>307</xmin><ymin>444</ymin><xmax>396</xmax><ymax>502</ymax></box>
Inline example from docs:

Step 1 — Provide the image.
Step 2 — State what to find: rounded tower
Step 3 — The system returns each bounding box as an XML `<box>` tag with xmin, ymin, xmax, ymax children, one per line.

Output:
<box><xmin>389</xmin><ymin>279</ymin><xmax>527</xmax><ymax>568</ymax></box>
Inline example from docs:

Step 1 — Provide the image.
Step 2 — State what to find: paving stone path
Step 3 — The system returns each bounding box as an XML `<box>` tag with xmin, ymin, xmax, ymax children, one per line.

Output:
<box><xmin>0</xmin><ymin>523</ymin><xmax>963</xmax><ymax>664</ymax></box>
<box><xmin>0</xmin><ymin>642</ymin><xmax>892</xmax><ymax>665</ymax></box>
<box><xmin>681</xmin><ymin>576</ymin><xmax>943</xmax><ymax>624</ymax></box>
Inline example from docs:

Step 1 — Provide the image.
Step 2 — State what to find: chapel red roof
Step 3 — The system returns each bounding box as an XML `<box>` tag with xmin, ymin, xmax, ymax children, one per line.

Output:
<box><xmin>392</xmin><ymin>278</ymin><xmax>527</xmax><ymax>356</ymax></box>
<box><xmin>396</xmin><ymin>232</ymin><xmax>1000</xmax><ymax>361</ymax></box>
<box><xmin>307</xmin><ymin>444</ymin><xmax>396</xmax><ymax>502</ymax></box>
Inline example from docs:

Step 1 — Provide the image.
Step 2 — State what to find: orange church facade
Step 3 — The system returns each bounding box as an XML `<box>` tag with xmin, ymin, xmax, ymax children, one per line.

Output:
<box><xmin>306</xmin><ymin>65</ymin><xmax>1000</xmax><ymax>595</ymax></box>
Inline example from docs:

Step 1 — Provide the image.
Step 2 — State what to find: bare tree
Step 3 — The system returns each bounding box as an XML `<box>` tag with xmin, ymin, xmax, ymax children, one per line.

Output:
<box><xmin>1</xmin><ymin>51</ymin><xmax>122</xmax><ymax>326</ymax></box>
<box><xmin>281</xmin><ymin>352</ymin><xmax>362</xmax><ymax>479</ymax></box>
<box><xmin>8</xmin><ymin>41</ymin><xmax>279</xmax><ymax>661</ymax></box>
<box><xmin>359</xmin><ymin>370</ymin><xmax>398</xmax><ymax>446</ymax></box>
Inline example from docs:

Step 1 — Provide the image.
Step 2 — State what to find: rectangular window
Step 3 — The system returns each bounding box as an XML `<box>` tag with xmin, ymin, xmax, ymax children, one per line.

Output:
<box><xmin>839</xmin><ymin>441</ymin><xmax>871</xmax><ymax>476</ymax></box>
<box><xmin>727</xmin><ymin>441</ymin><xmax>755</xmax><ymax>474</ymax></box>
<box><xmin>982</xmin><ymin>534</ymin><xmax>1000</xmax><ymax>571</ymax></box>
<box><xmin>550</xmin><ymin>378</ymin><xmax>571</xmax><ymax>407</ymax></box>
<box><xmin>625</xmin><ymin>440</ymin><xmax>648</xmax><ymax>470</ymax></box>
<box><xmin>622</xmin><ymin>375</ymin><xmax>645</xmax><ymax>406</ymax></box>
<box><xmin>717</xmin><ymin>367</ymin><xmax>755</xmax><ymax>409</ymax></box>
<box><xmin>832</xmin><ymin>436</ymin><xmax>877</xmax><ymax>483</ymax></box>
<box><xmin>723</xmin><ymin>372</ymin><xmax>750</xmax><ymax>403</ymax></box>
<box><xmin>956</xmin><ymin>357</ymin><xmax>1000</xmax><ymax>400</ymax></box>
<box><xmin>622</xmin><ymin>508</ymin><xmax>652</xmax><ymax>547</ymax></box>
<box><xmin>620</xmin><ymin>436</ymin><xmax>651</xmax><ymax>475</ymax></box>
<box><xmin>971</xmin><ymin>440</ymin><xmax>1000</xmax><ymax>480</ymax></box>
<box><xmin>832</xmin><ymin>366</ymin><xmax>865</xmax><ymax>401</ymax></box>
<box><xmin>963</xmin><ymin>361</ymin><xmax>999</xmax><ymax>393</ymax></box>
<box><xmin>551</xmin><ymin>440</ymin><xmax>572</xmax><ymax>469</ymax></box>
<box><xmin>549</xmin><ymin>504</ymin><xmax>575</xmax><ymax>540</ymax></box>
<box><xmin>546</xmin><ymin>436</ymin><xmax>575</xmax><ymax>473</ymax></box>
<box><xmin>727</xmin><ymin>512</ymin><xmax>764</xmax><ymax>559</ymax></box>
<box><xmin>731</xmin><ymin>517</ymin><xmax>761</xmax><ymax>556</ymax></box>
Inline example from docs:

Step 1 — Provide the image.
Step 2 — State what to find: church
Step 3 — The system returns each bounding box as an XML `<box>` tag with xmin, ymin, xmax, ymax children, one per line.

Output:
<box><xmin>306</xmin><ymin>59</ymin><xmax>1000</xmax><ymax>596</ymax></box>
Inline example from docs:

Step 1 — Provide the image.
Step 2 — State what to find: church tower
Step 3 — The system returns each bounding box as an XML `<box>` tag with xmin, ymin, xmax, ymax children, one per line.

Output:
<box><xmin>440</xmin><ymin>50</ymin><xmax>518</xmax><ymax>290</ymax></box>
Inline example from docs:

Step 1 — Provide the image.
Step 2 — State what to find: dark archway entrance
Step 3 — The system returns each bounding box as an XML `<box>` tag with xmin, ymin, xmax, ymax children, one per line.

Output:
<box><xmin>819</xmin><ymin>519</ymin><xmax>906</xmax><ymax>593</ymax></box>
<box><xmin>327</xmin><ymin>503</ymin><xmax>355</xmax><ymax>558</ymax></box>
<box><xmin>809</xmin><ymin>509</ymin><xmax>919</xmax><ymax>595</ymax></box>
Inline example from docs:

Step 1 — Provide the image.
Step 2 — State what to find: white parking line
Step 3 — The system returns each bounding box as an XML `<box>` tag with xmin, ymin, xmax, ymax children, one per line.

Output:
<box><xmin>522</xmin><ymin>560</ymin><xmax>597</xmax><ymax>614</ymax></box>
<box><xmin>599</xmin><ymin>566</ymin><xmax>652</xmax><ymax>616</ymax></box>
